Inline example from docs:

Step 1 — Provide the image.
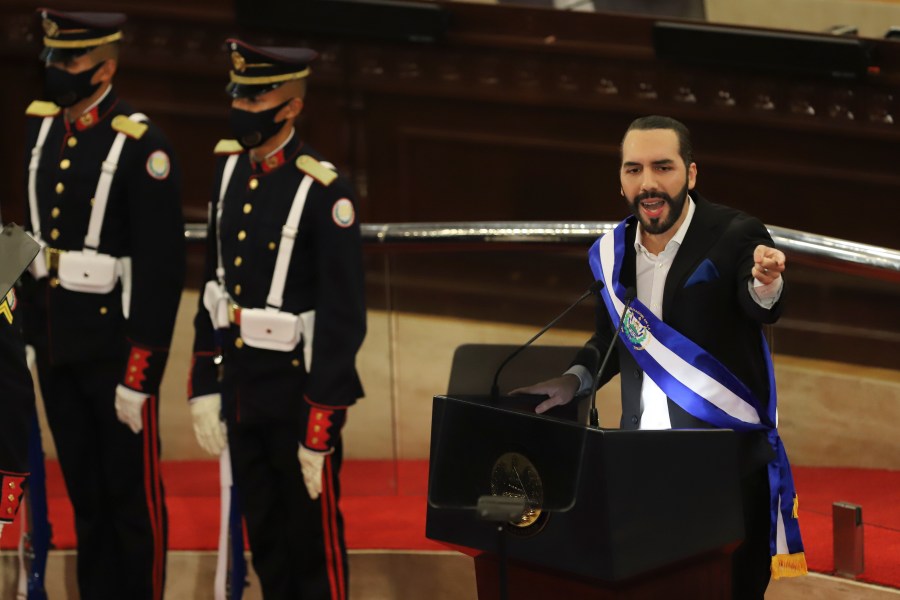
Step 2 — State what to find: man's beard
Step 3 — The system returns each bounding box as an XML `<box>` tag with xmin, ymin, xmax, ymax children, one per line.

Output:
<box><xmin>628</xmin><ymin>181</ymin><xmax>689</xmax><ymax>235</ymax></box>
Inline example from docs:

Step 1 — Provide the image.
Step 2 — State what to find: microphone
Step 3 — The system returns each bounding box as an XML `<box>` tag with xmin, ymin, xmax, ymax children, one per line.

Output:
<box><xmin>588</xmin><ymin>287</ymin><xmax>637</xmax><ymax>428</ymax></box>
<box><xmin>491</xmin><ymin>280</ymin><xmax>604</xmax><ymax>400</ymax></box>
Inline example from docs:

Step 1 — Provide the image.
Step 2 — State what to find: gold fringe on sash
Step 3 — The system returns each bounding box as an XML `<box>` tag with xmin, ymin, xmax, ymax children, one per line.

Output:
<box><xmin>792</xmin><ymin>494</ymin><xmax>799</xmax><ymax>519</ymax></box>
<box><xmin>771</xmin><ymin>552</ymin><xmax>808</xmax><ymax>579</ymax></box>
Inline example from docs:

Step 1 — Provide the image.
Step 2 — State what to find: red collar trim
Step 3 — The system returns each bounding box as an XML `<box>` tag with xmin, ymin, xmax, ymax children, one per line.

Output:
<box><xmin>260</xmin><ymin>149</ymin><xmax>285</xmax><ymax>173</ymax></box>
<box><xmin>74</xmin><ymin>106</ymin><xmax>100</xmax><ymax>131</ymax></box>
<box><xmin>66</xmin><ymin>97</ymin><xmax>120</xmax><ymax>133</ymax></box>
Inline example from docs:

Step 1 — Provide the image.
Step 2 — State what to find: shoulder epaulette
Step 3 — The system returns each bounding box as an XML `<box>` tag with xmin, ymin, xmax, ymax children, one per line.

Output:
<box><xmin>25</xmin><ymin>100</ymin><xmax>60</xmax><ymax>118</ymax></box>
<box><xmin>295</xmin><ymin>155</ymin><xmax>337</xmax><ymax>186</ymax></box>
<box><xmin>111</xmin><ymin>115</ymin><xmax>148</xmax><ymax>140</ymax></box>
<box><xmin>214</xmin><ymin>139</ymin><xmax>244</xmax><ymax>155</ymax></box>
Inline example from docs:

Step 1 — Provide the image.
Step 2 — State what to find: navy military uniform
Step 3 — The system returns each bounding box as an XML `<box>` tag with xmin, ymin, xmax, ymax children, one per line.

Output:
<box><xmin>0</xmin><ymin>288</ymin><xmax>32</xmax><ymax>529</ymax></box>
<box><xmin>190</xmin><ymin>39</ymin><xmax>365</xmax><ymax>600</ymax></box>
<box><xmin>21</xmin><ymin>10</ymin><xmax>184</xmax><ymax>600</ymax></box>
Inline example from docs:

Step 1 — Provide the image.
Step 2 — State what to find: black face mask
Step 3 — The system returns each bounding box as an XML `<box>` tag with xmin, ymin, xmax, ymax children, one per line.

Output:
<box><xmin>43</xmin><ymin>61</ymin><xmax>104</xmax><ymax>108</ymax></box>
<box><xmin>229</xmin><ymin>100</ymin><xmax>290</xmax><ymax>149</ymax></box>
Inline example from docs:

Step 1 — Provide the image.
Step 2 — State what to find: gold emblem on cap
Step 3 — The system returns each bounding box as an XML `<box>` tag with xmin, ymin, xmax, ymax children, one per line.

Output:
<box><xmin>231</xmin><ymin>51</ymin><xmax>247</xmax><ymax>73</ymax></box>
<box><xmin>43</xmin><ymin>18</ymin><xmax>60</xmax><ymax>38</ymax></box>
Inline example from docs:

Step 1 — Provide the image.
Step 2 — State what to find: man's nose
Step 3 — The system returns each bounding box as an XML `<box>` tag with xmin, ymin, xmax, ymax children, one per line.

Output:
<box><xmin>639</xmin><ymin>173</ymin><xmax>658</xmax><ymax>193</ymax></box>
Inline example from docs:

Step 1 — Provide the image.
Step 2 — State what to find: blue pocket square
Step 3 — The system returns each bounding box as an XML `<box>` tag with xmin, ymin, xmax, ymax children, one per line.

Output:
<box><xmin>685</xmin><ymin>259</ymin><xmax>719</xmax><ymax>288</ymax></box>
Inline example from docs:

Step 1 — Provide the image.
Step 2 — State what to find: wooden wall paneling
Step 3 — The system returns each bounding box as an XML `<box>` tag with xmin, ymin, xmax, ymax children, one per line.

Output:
<box><xmin>395</xmin><ymin>124</ymin><xmax>620</xmax><ymax>221</ymax></box>
<box><xmin>4</xmin><ymin>1</ymin><xmax>900</xmax><ymax>245</ymax></box>
<box><xmin>359</xmin><ymin>94</ymin><xmax>634</xmax><ymax>222</ymax></box>
<box><xmin>2</xmin><ymin>0</ymin><xmax>899</xmax><ymax>370</ymax></box>
<box><xmin>0</xmin><ymin>62</ymin><xmax>40</xmax><ymax>227</ymax></box>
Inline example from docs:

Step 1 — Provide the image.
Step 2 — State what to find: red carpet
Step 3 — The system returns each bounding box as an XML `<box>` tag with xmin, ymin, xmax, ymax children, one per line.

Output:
<box><xmin>791</xmin><ymin>466</ymin><xmax>900</xmax><ymax>588</ymax></box>
<box><xmin>1</xmin><ymin>462</ymin><xmax>896</xmax><ymax>589</ymax></box>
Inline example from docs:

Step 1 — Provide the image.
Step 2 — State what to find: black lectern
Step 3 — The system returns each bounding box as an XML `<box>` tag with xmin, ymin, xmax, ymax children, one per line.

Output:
<box><xmin>426</xmin><ymin>394</ymin><xmax>744</xmax><ymax>599</ymax></box>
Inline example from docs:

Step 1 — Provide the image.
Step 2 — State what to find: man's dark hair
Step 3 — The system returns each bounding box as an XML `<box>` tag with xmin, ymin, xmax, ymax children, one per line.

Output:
<box><xmin>623</xmin><ymin>115</ymin><xmax>693</xmax><ymax>167</ymax></box>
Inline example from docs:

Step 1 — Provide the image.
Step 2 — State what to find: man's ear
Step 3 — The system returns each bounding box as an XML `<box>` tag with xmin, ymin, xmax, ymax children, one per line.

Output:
<box><xmin>93</xmin><ymin>59</ymin><xmax>117</xmax><ymax>85</ymax></box>
<box><xmin>286</xmin><ymin>97</ymin><xmax>304</xmax><ymax>120</ymax></box>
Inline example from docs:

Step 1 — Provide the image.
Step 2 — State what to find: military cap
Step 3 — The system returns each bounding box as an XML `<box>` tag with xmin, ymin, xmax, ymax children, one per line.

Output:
<box><xmin>225</xmin><ymin>38</ymin><xmax>317</xmax><ymax>99</ymax></box>
<box><xmin>38</xmin><ymin>8</ymin><xmax>125</xmax><ymax>63</ymax></box>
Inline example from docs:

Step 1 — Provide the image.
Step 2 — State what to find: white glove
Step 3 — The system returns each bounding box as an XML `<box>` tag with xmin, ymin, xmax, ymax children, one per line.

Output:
<box><xmin>190</xmin><ymin>394</ymin><xmax>227</xmax><ymax>456</ymax></box>
<box><xmin>0</xmin><ymin>522</ymin><xmax>4</xmax><ymax>541</ymax></box>
<box><xmin>25</xmin><ymin>345</ymin><xmax>36</xmax><ymax>373</ymax></box>
<box><xmin>115</xmin><ymin>384</ymin><xmax>149</xmax><ymax>434</ymax></box>
<box><xmin>298</xmin><ymin>445</ymin><xmax>330</xmax><ymax>500</ymax></box>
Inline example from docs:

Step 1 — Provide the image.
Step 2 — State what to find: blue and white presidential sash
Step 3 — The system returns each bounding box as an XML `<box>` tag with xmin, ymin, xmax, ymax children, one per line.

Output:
<box><xmin>589</xmin><ymin>216</ymin><xmax>807</xmax><ymax>578</ymax></box>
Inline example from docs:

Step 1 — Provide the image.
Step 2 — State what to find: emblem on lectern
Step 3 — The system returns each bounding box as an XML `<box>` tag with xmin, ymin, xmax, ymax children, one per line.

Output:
<box><xmin>490</xmin><ymin>452</ymin><xmax>544</xmax><ymax>529</ymax></box>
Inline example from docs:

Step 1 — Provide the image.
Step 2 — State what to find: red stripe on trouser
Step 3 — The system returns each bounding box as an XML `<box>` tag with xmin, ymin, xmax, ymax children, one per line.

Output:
<box><xmin>320</xmin><ymin>456</ymin><xmax>346</xmax><ymax>600</ymax></box>
<box><xmin>326</xmin><ymin>458</ymin><xmax>346</xmax><ymax>600</ymax></box>
<box><xmin>152</xmin><ymin>398</ymin><xmax>165</xmax><ymax>599</ymax></box>
<box><xmin>142</xmin><ymin>397</ymin><xmax>164</xmax><ymax>600</ymax></box>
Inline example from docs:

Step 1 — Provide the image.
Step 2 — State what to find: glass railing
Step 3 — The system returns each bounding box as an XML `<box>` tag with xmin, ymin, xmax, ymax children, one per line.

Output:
<box><xmin>186</xmin><ymin>220</ymin><xmax>900</xmax><ymax>275</ymax></box>
<box><xmin>182</xmin><ymin>222</ymin><xmax>900</xmax><ymax>493</ymax></box>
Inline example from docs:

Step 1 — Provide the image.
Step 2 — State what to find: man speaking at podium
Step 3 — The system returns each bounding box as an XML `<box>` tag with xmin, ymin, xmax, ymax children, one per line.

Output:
<box><xmin>514</xmin><ymin>115</ymin><xmax>806</xmax><ymax>599</ymax></box>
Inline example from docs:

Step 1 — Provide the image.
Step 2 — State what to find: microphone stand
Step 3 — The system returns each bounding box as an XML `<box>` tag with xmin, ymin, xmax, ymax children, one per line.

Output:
<box><xmin>490</xmin><ymin>281</ymin><xmax>603</xmax><ymax>400</ymax></box>
<box><xmin>476</xmin><ymin>495</ymin><xmax>527</xmax><ymax>600</ymax></box>
<box><xmin>589</xmin><ymin>288</ymin><xmax>637</xmax><ymax>428</ymax></box>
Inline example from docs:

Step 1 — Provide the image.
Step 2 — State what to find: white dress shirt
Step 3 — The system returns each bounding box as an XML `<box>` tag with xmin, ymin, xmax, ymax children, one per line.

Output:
<box><xmin>567</xmin><ymin>195</ymin><xmax>783</xmax><ymax>429</ymax></box>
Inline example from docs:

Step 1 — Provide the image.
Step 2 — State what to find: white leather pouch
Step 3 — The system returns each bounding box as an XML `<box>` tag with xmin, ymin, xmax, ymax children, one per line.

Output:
<box><xmin>57</xmin><ymin>251</ymin><xmax>118</xmax><ymax>294</ymax></box>
<box><xmin>202</xmin><ymin>280</ymin><xmax>230</xmax><ymax>330</ymax></box>
<box><xmin>240</xmin><ymin>308</ymin><xmax>303</xmax><ymax>352</ymax></box>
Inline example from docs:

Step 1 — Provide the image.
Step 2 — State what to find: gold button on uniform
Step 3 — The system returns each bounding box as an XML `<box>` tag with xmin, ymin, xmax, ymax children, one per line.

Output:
<box><xmin>67</xmin><ymin>136</ymin><xmax>78</xmax><ymax>148</ymax></box>
<box><xmin>249</xmin><ymin>178</ymin><xmax>259</xmax><ymax>190</ymax></box>
<box><xmin>243</xmin><ymin>203</ymin><xmax>252</xmax><ymax>214</ymax></box>
<box><xmin>50</xmin><ymin>277</ymin><xmax>60</xmax><ymax>288</ymax></box>
<box><xmin>8</xmin><ymin>494</ymin><xmax>15</xmax><ymax>502</ymax></box>
<box><xmin>268</xmin><ymin>242</ymin><xmax>276</xmax><ymax>251</ymax></box>
<box><xmin>238</xmin><ymin>230</ymin><xmax>247</xmax><ymax>241</ymax></box>
<box><xmin>234</xmin><ymin>284</ymin><xmax>242</xmax><ymax>296</ymax></box>
<box><xmin>311</xmin><ymin>437</ymin><xmax>319</xmax><ymax>445</ymax></box>
<box><xmin>90</xmin><ymin>197</ymin><xmax>95</xmax><ymax>206</ymax></box>
<box><xmin>51</xmin><ymin>207</ymin><xmax>60</xmax><ymax>218</ymax></box>
<box><xmin>55</xmin><ymin>182</ymin><xmax>64</xmax><ymax>194</ymax></box>
<box><xmin>50</xmin><ymin>228</ymin><xmax>60</xmax><ymax>240</ymax></box>
<box><xmin>100</xmin><ymin>307</ymin><xmax>108</xmax><ymax>315</ymax></box>
<box><xmin>235</xmin><ymin>337</ymin><xmax>244</xmax><ymax>349</ymax></box>
<box><xmin>60</xmin><ymin>159</ymin><xmax>71</xmax><ymax>170</ymax></box>
<box><xmin>291</xmin><ymin>359</ymin><xmax>300</xmax><ymax>367</ymax></box>
<box><xmin>234</xmin><ymin>256</ymin><xmax>242</xmax><ymax>267</ymax></box>
<box><xmin>313</xmin><ymin>425</ymin><xmax>321</xmax><ymax>433</ymax></box>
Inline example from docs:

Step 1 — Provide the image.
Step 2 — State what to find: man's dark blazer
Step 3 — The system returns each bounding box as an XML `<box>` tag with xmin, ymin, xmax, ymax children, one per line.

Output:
<box><xmin>574</xmin><ymin>193</ymin><xmax>784</xmax><ymax>471</ymax></box>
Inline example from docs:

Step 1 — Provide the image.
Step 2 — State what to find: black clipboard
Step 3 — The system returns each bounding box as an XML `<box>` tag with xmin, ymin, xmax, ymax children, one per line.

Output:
<box><xmin>0</xmin><ymin>223</ymin><xmax>40</xmax><ymax>299</ymax></box>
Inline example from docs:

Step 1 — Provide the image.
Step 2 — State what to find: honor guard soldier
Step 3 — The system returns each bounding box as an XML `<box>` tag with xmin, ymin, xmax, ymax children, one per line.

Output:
<box><xmin>189</xmin><ymin>39</ymin><xmax>366</xmax><ymax>599</ymax></box>
<box><xmin>21</xmin><ymin>9</ymin><xmax>185</xmax><ymax>599</ymax></box>
<box><xmin>0</xmin><ymin>287</ymin><xmax>32</xmax><ymax>542</ymax></box>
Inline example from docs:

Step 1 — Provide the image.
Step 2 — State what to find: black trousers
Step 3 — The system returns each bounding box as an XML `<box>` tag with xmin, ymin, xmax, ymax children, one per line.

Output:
<box><xmin>36</xmin><ymin>354</ymin><xmax>167</xmax><ymax>600</ymax></box>
<box><xmin>0</xmin><ymin>309</ymin><xmax>33</xmax><ymax>479</ymax></box>
<box><xmin>227</xmin><ymin>412</ymin><xmax>348</xmax><ymax>600</ymax></box>
<box><xmin>732</xmin><ymin>466</ymin><xmax>773</xmax><ymax>600</ymax></box>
